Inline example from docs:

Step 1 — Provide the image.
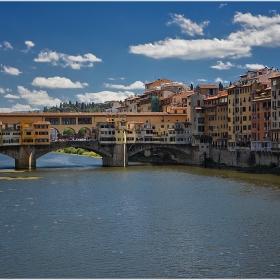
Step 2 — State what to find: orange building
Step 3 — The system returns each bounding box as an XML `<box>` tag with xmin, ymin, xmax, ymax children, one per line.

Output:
<box><xmin>34</xmin><ymin>121</ymin><xmax>51</xmax><ymax>145</ymax></box>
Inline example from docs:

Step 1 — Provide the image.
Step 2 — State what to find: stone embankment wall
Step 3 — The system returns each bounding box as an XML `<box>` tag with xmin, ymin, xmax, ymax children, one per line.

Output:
<box><xmin>210</xmin><ymin>148</ymin><xmax>280</xmax><ymax>167</ymax></box>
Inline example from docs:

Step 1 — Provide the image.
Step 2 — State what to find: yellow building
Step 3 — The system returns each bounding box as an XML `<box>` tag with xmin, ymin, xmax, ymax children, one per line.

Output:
<box><xmin>204</xmin><ymin>91</ymin><xmax>228</xmax><ymax>148</ymax></box>
<box><xmin>21</xmin><ymin>120</ymin><xmax>35</xmax><ymax>145</ymax></box>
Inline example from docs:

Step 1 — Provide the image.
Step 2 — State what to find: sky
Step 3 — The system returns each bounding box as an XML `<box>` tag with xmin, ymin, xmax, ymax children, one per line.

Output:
<box><xmin>1</xmin><ymin>1</ymin><xmax>280</xmax><ymax>112</ymax></box>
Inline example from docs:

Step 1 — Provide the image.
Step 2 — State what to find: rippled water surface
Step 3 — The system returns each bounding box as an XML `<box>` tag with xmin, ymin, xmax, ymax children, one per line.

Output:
<box><xmin>0</xmin><ymin>153</ymin><xmax>280</xmax><ymax>278</ymax></box>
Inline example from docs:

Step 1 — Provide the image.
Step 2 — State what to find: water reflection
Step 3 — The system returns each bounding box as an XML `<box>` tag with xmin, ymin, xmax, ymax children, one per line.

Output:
<box><xmin>0</xmin><ymin>152</ymin><xmax>279</xmax><ymax>278</ymax></box>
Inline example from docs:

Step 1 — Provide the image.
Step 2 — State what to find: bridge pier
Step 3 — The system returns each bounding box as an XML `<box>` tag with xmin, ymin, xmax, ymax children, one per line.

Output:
<box><xmin>15</xmin><ymin>146</ymin><xmax>36</xmax><ymax>169</ymax></box>
<box><xmin>102</xmin><ymin>144</ymin><xmax>128</xmax><ymax>167</ymax></box>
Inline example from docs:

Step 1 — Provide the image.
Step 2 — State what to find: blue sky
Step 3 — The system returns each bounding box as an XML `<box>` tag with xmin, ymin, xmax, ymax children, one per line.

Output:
<box><xmin>1</xmin><ymin>1</ymin><xmax>280</xmax><ymax>112</ymax></box>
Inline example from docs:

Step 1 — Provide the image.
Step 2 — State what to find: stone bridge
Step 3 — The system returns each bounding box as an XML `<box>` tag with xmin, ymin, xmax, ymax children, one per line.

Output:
<box><xmin>0</xmin><ymin>141</ymin><xmax>202</xmax><ymax>169</ymax></box>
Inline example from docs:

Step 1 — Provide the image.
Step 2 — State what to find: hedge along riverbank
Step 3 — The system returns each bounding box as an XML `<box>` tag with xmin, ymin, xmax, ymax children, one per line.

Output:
<box><xmin>54</xmin><ymin>147</ymin><xmax>102</xmax><ymax>158</ymax></box>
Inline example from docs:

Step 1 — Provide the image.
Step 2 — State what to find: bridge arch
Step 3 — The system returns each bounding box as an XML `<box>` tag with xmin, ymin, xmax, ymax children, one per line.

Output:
<box><xmin>35</xmin><ymin>141</ymin><xmax>113</xmax><ymax>159</ymax></box>
<box><xmin>127</xmin><ymin>143</ymin><xmax>199</xmax><ymax>165</ymax></box>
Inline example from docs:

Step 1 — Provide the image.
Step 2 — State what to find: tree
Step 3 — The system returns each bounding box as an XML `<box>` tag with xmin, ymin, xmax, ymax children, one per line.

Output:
<box><xmin>62</xmin><ymin>128</ymin><xmax>75</xmax><ymax>139</ymax></box>
<box><xmin>77</xmin><ymin>128</ymin><xmax>86</xmax><ymax>139</ymax></box>
<box><xmin>190</xmin><ymin>83</ymin><xmax>194</xmax><ymax>90</ymax></box>
<box><xmin>219</xmin><ymin>82</ymin><xmax>224</xmax><ymax>91</ymax></box>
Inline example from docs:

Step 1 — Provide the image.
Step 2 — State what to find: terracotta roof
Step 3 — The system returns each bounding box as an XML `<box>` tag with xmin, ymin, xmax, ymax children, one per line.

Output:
<box><xmin>197</xmin><ymin>84</ymin><xmax>218</xmax><ymax>89</ymax></box>
<box><xmin>269</xmin><ymin>74</ymin><xmax>280</xmax><ymax>79</ymax></box>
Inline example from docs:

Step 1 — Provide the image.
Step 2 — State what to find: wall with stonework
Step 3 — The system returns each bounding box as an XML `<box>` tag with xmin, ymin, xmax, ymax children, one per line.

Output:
<box><xmin>210</xmin><ymin>148</ymin><xmax>280</xmax><ymax>167</ymax></box>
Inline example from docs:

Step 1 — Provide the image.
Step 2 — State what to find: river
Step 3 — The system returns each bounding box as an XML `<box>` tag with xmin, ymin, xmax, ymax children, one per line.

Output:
<box><xmin>0</xmin><ymin>152</ymin><xmax>279</xmax><ymax>278</ymax></box>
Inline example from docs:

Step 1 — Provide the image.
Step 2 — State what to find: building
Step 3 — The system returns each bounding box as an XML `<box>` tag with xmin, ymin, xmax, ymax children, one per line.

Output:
<box><xmin>1</xmin><ymin>122</ymin><xmax>21</xmax><ymax>146</ymax></box>
<box><xmin>21</xmin><ymin>120</ymin><xmax>35</xmax><ymax>145</ymax></box>
<box><xmin>227</xmin><ymin>67</ymin><xmax>279</xmax><ymax>149</ymax></box>
<box><xmin>269</xmin><ymin>74</ymin><xmax>280</xmax><ymax>151</ymax></box>
<box><xmin>34</xmin><ymin>121</ymin><xmax>51</xmax><ymax>145</ymax></box>
<box><xmin>195</xmin><ymin>84</ymin><xmax>219</xmax><ymax>96</ymax></box>
<box><xmin>204</xmin><ymin>91</ymin><xmax>228</xmax><ymax>148</ymax></box>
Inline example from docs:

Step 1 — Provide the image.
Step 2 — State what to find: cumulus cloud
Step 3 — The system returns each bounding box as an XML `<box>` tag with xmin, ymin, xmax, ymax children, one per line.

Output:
<box><xmin>1</xmin><ymin>65</ymin><xmax>22</xmax><ymax>75</ymax></box>
<box><xmin>17</xmin><ymin>86</ymin><xmax>61</xmax><ymax>107</ymax></box>
<box><xmin>22</xmin><ymin>40</ymin><xmax>35</xmax><ymax>52</ymax></box>
<box><xmin>34</xmin><ymin>50</ymin><xmax>102</xmax><ymax>69</ymax></box>
<box><xmin>103</xmin><ymin>81</ymin><xmax>144</xmax><ymax>90</ymax></box>
<box><xmin>76</xmin><ymin>90</ymin><xmax>134</xmax><ymax>103</ymax></box>
<box><xmin>233</xmin><ymin>12</ymin><xmax>280</xmax><ymax>28</ymax></box>
<box><xmin>0</xmin><ymin>87</ymin><xmax>12</xmax><ymax>94</ymax></box>
<box><xmin>211</xmin><ymin>61</ymin><xmax>235</xmax><ymax>70</ymax></box>
<box><xmin>31</xmin><ymin>76</ymin><xmax>88</xmax><ymax>89</ymax></box>
<box><xmin>245</xmin><ymin>63</ymin><xmax>266</xmax><ymax>69</ymax></box>
<box><xmin>0</xmin><ymin>103</ymin><xmax>40</xmax><ymax>113</ymax></box>
<box><xmin>210</xmin><ymin>60</ymin><xmax>265</xmax><ymax>70</ymax></box>
<box><xmin>167</xmin><ymin>13</ymin><xmax>209</xmax><ymax>36</ymax></box>
<box><xmin>215</xmin><ymin>77</ymin><xmax>229</xmax><ymax>84</ymax></box>
<box><xmin>130</xmin><ymin>38</ymin><xmax>251</xmax><ymax>60</ymax></box>
<box><xmin>129</xmin><ymin>12</ymin><xmax>280</xmax><ymax>60</ymax></box>
<box><xmin>4</xmin><ymin>94</ymin><xmax>20</xmax><ymax>99</ymax></box>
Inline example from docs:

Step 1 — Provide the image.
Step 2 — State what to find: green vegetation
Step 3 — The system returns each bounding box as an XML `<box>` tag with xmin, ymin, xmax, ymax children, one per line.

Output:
<box><xmin>55</xmin><ymin>147</ymin><xmax>101</xmax><ymax>158</ymax></box>
<box><xmin>242</xmin><ymin>163</ymin><xmax>280</xmax><ymax>175</ymax></box>
<box><xmin>43</xmin><ymin>100</ymin><xmax>121</xmax><ymax>113</ymax></box>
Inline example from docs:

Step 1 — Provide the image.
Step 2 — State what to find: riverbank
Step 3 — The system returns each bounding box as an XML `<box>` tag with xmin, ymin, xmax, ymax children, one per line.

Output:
<box><xmin>55</xmin><ymin>147</ymin><xmax>280</xmax><ymax>175</ymax></box>
<box><xmin>202</xmin><ymin>157</ymin><xmax>280</xmax><ymax>175</ymax></box>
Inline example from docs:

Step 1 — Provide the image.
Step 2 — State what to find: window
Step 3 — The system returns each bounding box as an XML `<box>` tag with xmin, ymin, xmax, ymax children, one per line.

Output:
<box><xmin>62</xmin><ymin>118</ymin><xmax>76</xmax><ymax>125</ymax></box>
<box><xmin>45</xmin><ymin>118</ymin><xmax>59</xmax><ymax>125</ymax></box>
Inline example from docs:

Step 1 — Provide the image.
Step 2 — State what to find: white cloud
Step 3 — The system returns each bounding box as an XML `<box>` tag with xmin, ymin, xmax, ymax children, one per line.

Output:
<box><xmin>34</xmin><ymin>50</ymin><xmax>60</xmax><ymax>63</ymax></box>
<box><xmin>211</xmin><ymin>61</ymin><xmax>235</xmax><ymax>70</ymax></box>
<box><xmin>31</xmin><ymin>76</ymin><xmax>88</xmax><ymax>89</ymax></box>
<box><xmin>23</xmin><ymin>40</ymin><xmax>35</xmax><ymax>52</ymax></box>
<box><xmin>167</xmin><ymin>14</ymin><xmax>209</xmax><ymax>36</ymax></box>
<box><xmin>4</xmin><ymin>94</ymin><xmax>20</xmax><ymax>99</ymax></box>
<box><xmin>0</xmin><ymin>87</ymin><xmax>12</xmax><ymax>93</ymax></box>
<box><xmin>245</xmin><ymin>63</ymin><xmax>266</xmax><ymax>70</ymax></box>
<box><xmin>219</xmin><ymin>3</ymin><xmax>227</xmax><ymax>8</ymax></box>
<box><xmin>34</xmin><ymin>50</ymin><xmax>102</xmax><ymax>69</ymax></box>
<box><xmin>130</xmin><ymin>12</ymin><xmax>280</xmax><ymax>60</ymax></box>
<box><xmin>233</xmin><ymin>12</ymin><xmax>280</xmax><ymax>28</ymax></box>
<box><xmin>215</xmin><ymin>77</ymin><xmax>229</xmax><ymax>84</ymax></box>
<box><xmin>103</xmin><ymin>81</ymin><xmax>144</xmax><ymax>90</ymax></box>
<box><xmin>17</xmin><ymin>86</ymin><xmax>61</xmax><ymax>107</ymax></box>
<box><xmin>1</xmin><ymin>41</ymin><xmax>13</xmax><ymax>50</ymax></box>
<box><xmin>108</xmin><ymin>77</ymin><xmax>125</xmax><ymax>81</ymax></box>
<box><xmin>130</xmin><ymin>38</ymin><xmax>251</xmax><ymax>60</ymax></box>
<box><xmin>76</xmin><ymin>90</ymin><xmax>134</xmax><ymax>103</ymax></box>
<box><xmin>0</xmin><ymin>103</ymin><xmax>40</xmax><ymax>113</ymax></box>
<box><xmin>25</xmin><ymin>40</ymin><xmax>35</xmax><ymax>48</ymax></box>
<box><xmin>2</xmin><ymin>65</ymin><xmax>22</xmax><ymax>75</ymax></box>
<box><xmin>197</xmin><ymin>79</ymin><xmax>207</xmax><ymax>82</ymax></box>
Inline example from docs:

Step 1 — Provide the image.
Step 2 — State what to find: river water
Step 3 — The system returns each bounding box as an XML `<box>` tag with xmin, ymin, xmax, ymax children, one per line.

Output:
<box><xmin>0</xmin><ymin>152</ymin><xmax>279</xmax><ymax>278</ymax></box>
